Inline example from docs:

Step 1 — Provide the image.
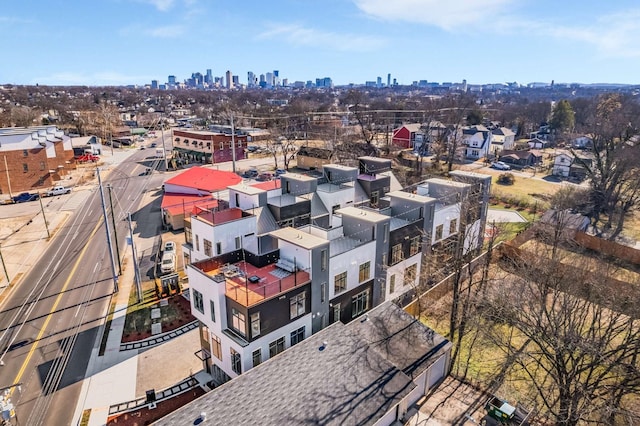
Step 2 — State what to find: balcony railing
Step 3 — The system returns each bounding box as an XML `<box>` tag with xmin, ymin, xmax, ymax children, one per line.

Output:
<box><xmin>224</xmin><ymin>269</ymin><xmax>310</xmax><ymax>307</ymax></box>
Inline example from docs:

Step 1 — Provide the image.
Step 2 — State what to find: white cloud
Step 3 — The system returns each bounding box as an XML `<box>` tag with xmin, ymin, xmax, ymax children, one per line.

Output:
<box><xmin>145</xmin><ymin>25</ymin><xmax>184</xmax><ymax>38</ymax></box>
<box><xmin>353</xmin><ymin>0</ymin><xmax>514</xmax><ymax>31</ymax></box>
<box><xmin>257</xmin><ymin>24</ymin><xmax>387</xmax><ymax>52</ymax></box>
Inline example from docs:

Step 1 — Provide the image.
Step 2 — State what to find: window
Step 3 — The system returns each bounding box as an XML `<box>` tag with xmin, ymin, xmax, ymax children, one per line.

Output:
<box><xmin>383</xmin><ymin>223</ymin><xmax>389</xmax><ymax>242</ymax></box>
<box><xmin>351</xmin><ymin>289</ymin><xmax>370</xmax><ymax>318</ymax></box>
<box><xmin>231</xmin><ymin>348</ymin><xmax>241</xmax><ymax>374</ymax></box>
<box><xmin>391</xmin><ymin>244</ymin><xmax>403</xmax><ymax>264</ymax></box>
<box><xmin>209</xmin><ymin>300</ymin><xmax>216</xmax><ymax>322</ymax></box>
<box><xmin>40</xmin><ymin>161</ymin><xmax>45</xmax><ymax>171</ymax></box>
<box><xmin>359</xmin><ymin>261</ymin><xmax>370</xmax><ymax>283</ymax></box>
<box><xmin>193</xmin><ymin>289</ymin><xmax>204</xmax><ymax>313</ymax></box>
<box><xmin>220</xmin><ymin>142</ymin><xmax>224</xmax><ymax>150</ymax></box>
<box><xmin>382</xmin><ymin>253</ymin><xmax>387</xmax><ymax>266</ymax></box>
<box><xmin>269</xmin><ymin>336</ymin><xmax>285</xmax><ymax>358</ymax></box>
<box><xmin>216</xmin><ymin>242</ymin><xmax>222</xmax><ymax>255</ymax></box>
<box><xmin>290</xmin><ymin>292</ymin><xmax>306</xmax><ymax>319</ymax></box>
<box><xmin>321</xmin><ymin>249</ymin><xmax>328</xmax><ymax>271</ymax></box>
<box><xmin>370</xmin><ymin>190</ymin><xmax>379</xmax><ymax>206</ymax></box>
<box><xmin>404</xmin><ymin>264</ymin><xmax>417</xmax><ymax>287</ymax></box>
<box><xmin>332</xmin><ymin>302</ymin><xmax>341</xmax><ymax>323</ymax></box>
<box><xmin>320</xmin><ymin>282</ymin><xmax>326</xmax><ymax>303</ymax></box>
<box><xmin>235</xmin><ymin>237</ymin><xmax>241</xmax><ymax>250</ymax></box>
<box><xmin>472</xmin><ymin>149</ymin><xmax>479</xmax><ymax>156</ymax></box>
<box><xmin>235</xmin><ymin>193</ymin><xmax>240</xmax><ymax>207</ymax></box>
<box><xmin>410</xmin><ymin>236</ymin><xmax>420</xmax><ymax>256</ymax></box>
<box><xmin>435</xmin><ymin>224</ymin><xmax>443</xmax><ymax>241</ymax></box>
<box><xmin>22</xmin><ymin>164</ymin><xmax>28</xmax><ymax>172</ymax></box>
<box><xmin>185</xmin><ymin>226</ymin><xmax>192</xmax><ymax>245</ymax></box>
<box><xmin>203</xmin><ymin>239</ymin><xmax>212</xmax><ymax>256</ymax></box>
<box><xmin>211</xmin><ymin>333</ymin><xmax>222</xmax><ymax>360</ymax></box>
<box><xmin>390</xmin><ymin>274</ymin><xmax>396</xmax><ymax>293</ymax></box>
<box><xmin>334</xmin><ymin>271</ymin><xmax>347</xmax><ymax>294</ymax></box>
<box><xmin>252</xmin><ymin>349</ymin><xmax>262</xmax><ymax>367</ymax></box>
<box><xmin>449</xmin><ymin>218</ymin><xmax>458</xmax><ymax>234</ymax></box>
<box><xmin>23</xmin><ymin>149</ymin><xmax>28</xmax><ymax>157</ymax></box>
<box><xmin>250</xmin><ymin>312</ymin><xmax>260</xmax><ymax>337</ymax></box>
<box><xmin>290</xmin><ymin>326</ymin><xmax>305</xmax><ymax>346</ymax></box>
<box><xmin>231</xmin><ymin>308</ymin><xmax>246</xmax><ymax>336</ymax></box>
<box><xmin>195</xmin><ymin>235</ymin><xmax>200</xmax><ymax>251</ymax></box>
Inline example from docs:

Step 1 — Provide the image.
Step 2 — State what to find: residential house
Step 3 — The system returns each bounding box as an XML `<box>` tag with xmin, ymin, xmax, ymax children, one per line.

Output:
<box><xmin>156</xmin><ymin>302</ymin><xmax>452</xmax><ymax>426</ymax></box>
<box><xmin>392</xmin><ymin>123</ymin><xmax>423</xmax><ymax>149</ymax></box>
<box><xmin>571</xmin><ymin>135</ymin><xmax>593</xmax><ymax>150</ymax></box>
<box><xmin>527</xmin><ymin>137</ymin><xmax>550</xmax><ymax>149</ymax></box>
<box><xmin>0</xmin><ymin>125</ymin><xmax>75</xmax><ymax>194</ymax></box>
<box><xmin>172</xmin><ymin>129</ymin><xmax>248</xmax><ymax>164</ymax></box>
<box><xmin>552</xmin><ymin>151</ymin><xmax>593</xmax><ymax>180</ymax></box>
<box><xmin>498</xmin><ymin>149</ymin><xmax>543</xmax><ymax>168</ymax></box>
<box><xmin>462</xmin><ymin>125</ymin><xmax>492</xmax><ymax>160</ymax></box>
<box><xmin>489</xmin><ymin>127</ymin><xmax>516</xmax><ymax>156</ymax></box>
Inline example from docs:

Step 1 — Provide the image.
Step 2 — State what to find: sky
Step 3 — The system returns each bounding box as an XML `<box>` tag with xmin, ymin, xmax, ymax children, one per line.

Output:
<box><xmin>2</xmin><ymin>0</ymin><xmax>640</xmax><ymax>87</ymax></box>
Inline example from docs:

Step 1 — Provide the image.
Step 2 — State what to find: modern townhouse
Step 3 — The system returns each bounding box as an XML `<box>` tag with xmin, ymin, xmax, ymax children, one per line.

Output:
<box><xmin>181</xmin><ymin>157</ymin><xmax>491</xmax><ymax>383</ymax></box>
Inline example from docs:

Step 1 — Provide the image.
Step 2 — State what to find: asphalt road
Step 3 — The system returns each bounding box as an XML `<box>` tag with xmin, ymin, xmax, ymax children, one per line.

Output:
<box><xmin>0</xmin><ymin>149</ymin><xmax>165</xmax><ymax>425</ymax></box>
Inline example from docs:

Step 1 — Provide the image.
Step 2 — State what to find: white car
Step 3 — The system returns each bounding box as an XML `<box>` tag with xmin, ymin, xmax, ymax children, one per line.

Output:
<box><xmin>491</xmin><ymin>161</ymin><xmax>511</xmax><ymax>171</ymax></box>
<box><xmin>164</xmin><ymin>241</ymin><xmax>176</xmax><ymax>253</ymax></box>
<box><xmin>160</xmin><ymin>253</ymin><xmax>176</xmax><ymax>274</ymax></box>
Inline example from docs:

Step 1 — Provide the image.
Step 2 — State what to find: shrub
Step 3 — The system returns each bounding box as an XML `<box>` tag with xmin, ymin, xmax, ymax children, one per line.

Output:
<box><xmin>497</xmin><ymin>173</ymin><xmax>515</xmax><ymax>185</ymax></box>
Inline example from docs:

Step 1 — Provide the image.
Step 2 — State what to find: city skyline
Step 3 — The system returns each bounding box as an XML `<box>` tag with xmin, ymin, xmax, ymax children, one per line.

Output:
<box><xmin>3</xmin><ymin>0</ymin><xmax>640</xmax><ymax>86</ymax></box>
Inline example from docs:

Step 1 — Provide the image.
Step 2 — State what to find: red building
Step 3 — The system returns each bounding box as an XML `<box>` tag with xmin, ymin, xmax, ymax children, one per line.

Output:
<box><xmin>392</xmin><ymin>124</ymin><xmax>422</xmax><ymax>149</ymax></box>
<box><xmin>172</xmin><ymin>129</ymin><xmax>247</xmax><ymax>164</ymax></box>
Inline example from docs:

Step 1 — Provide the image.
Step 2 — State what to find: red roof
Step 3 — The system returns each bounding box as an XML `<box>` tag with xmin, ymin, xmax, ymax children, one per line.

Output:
<box><xmin>161</xmin><ymin>192</ymin><xmax>219</xmax><ymax>216</ymax></box>
<box><xmin>251</xmin><ymin>180</ymin><xmax>281</xmax><ymax>191</ymax></box>
<box><xmin>164</xmin><ymin>166</ymin><xmax>241</xmax><ymax>193</ymax></box>
<box><xmin>196</xmin><ymin>208</ymin><xmax>244</xmax><ymax>225</ymax></box>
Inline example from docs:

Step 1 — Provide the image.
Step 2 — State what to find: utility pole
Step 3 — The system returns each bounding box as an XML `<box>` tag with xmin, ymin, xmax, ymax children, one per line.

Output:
<box><xmin>38</xmin><ymin>193</ymin><xmax>50</xmax><ymax>238</ymax></box>
<box><xmin>97</xmin><ymin>168</ymin><xmax>118</xmax><ymax>293</ymax></box>
<box><xmin>0</xmin><ymin>244</ymin><xmax>9</xmax><ymax>284</ymax></box>
<box><xmin>107</xmin><ymin>184</ymin><xmax>122</xmax><ymax>275</ymax></box>
<box><xmin>160</xmin><ymin>116</ymin><xmax>168</xmax><ymax>171</ymax></box>
<box><xmin>3</xmin><ymin>156</ymin><xmax>13</xmax><ymax>199</ymax></box>
<box><xmin>127</xmin><ymin>212</ymin><xmax>143</xmax><ymax>303</ymax></box>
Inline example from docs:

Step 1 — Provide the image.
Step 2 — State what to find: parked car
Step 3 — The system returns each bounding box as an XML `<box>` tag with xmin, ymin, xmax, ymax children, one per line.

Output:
<box><xmin>256</xmin><ymin>173</ymin><xmax>273</xmax><ymax>182</ymax></box>
<box><xmin>160</xmin><ymin>253</ymin><xmax>176</xmax><ymax>274</ymax></box>
<box><xmin>12</xmin><ymin>192</ymin><xmax>39</xmax><ymax>203</ymax></box>
<box><xmin>246</xmin><ymin>145</ymin><xmax>259</xmax><ymax>152</ymax></box>
<box><xmin>45</xmin><ymin>186</ymin><xmax>71</xmax><ymax>197</ymax></box>
<box><xmin>241</xmin><ymin>169</ymin><xmax>259</xmax><ymax>179</ymax></box>
<box><xmin>150</xmin><ymin>142</ymin><xmax>157</xmax><ymax>148</ymax></box>
<box><xmin>275</xmin><ymin>168</ymin><xmax>287</xmax><ymax>176</ymax></box>
<box><xmin>491</xmin><ymin>161</ymin><xmax>511</xmax><ymax>170</ymax></box>
<box><xmin>164</xmin><ymin>241</ymin><xmax>176</xmax><ymax>254</ymax></box>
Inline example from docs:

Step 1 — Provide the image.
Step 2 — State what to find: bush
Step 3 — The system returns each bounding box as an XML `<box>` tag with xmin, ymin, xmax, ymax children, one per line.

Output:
<box><xmin>497</xmin><ymin>172</ymin><xmax>515</xmax><ymax>185</ymax></box>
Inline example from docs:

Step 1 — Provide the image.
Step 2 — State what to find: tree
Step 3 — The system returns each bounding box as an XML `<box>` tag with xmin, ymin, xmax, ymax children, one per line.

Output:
<box><xmin>549</xmin><ymin>99</ymin><xmax>575</xmax><ymax>134</ymax></box>
<box><xmin>466</xmin><ymin>109</ymin><xmax>483</xmax><ymax>125</ymax></box>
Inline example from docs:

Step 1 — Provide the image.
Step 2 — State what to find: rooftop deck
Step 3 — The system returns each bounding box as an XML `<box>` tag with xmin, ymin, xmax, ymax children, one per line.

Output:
<box><xmin>199</xmin><ymin>259</ymin><xmax>310</xmax><ymax>307</ymax></box>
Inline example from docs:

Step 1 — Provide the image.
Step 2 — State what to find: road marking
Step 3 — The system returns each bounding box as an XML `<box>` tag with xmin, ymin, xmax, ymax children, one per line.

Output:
<box><xmin>10</xmin><ymin>218</ymin><xmax>105</xmax><ymax>396</ymax></box>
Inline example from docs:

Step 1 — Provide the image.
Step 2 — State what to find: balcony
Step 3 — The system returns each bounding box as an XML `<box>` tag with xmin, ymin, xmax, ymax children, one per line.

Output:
<box><xmin>200</xmin><ymin>259</ymin><xmax>310</xmax><ymax>308</ymax></box>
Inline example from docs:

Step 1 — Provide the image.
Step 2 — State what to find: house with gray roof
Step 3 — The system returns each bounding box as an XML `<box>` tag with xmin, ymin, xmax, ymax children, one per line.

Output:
<box><xmin>154</xmin><ymin>302</ymin><xmax>451</xmax><ymax>426</ymax></box>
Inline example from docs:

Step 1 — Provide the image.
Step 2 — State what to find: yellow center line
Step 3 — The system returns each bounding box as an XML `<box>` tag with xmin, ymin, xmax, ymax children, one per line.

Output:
<box><xmin>10</xmin><ymin>218</ymin><xmax>106</xmax><ymax>396</ymax></box>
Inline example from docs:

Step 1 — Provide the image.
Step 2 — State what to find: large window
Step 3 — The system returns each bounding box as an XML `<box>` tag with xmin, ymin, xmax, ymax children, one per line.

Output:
<box><xmin>410</xmin><ymin>236</ymin><xmax>421</xmax><ymax>256</ymax></box>
<box><xmin>209</xmin><ymin>300</ymin><xmax>215</xmax><ymax>322</ymax></box>
<box><xmin>290</xmin><ymin>326</ymin><xmax>305</xmax><ymax>346</ymax></box>
<box><xmin>250</xmin><ymin>312</ymin><xmax>261</xmax><ymax>337</ymax></box>
<box><xmin>290</xmin><ymin>292</ymin><xmax>306</xmax><ymax>319</ymax></box>
<box><xmin>334</xmin><ymin>271</ymin><xmax>347</xmax><ymax>294</ymax></box>
<box><xmin>321</xmin><ymin>249</ymin><xmax>328</xmax><ymax>271</ymax></box>
<box><xmin>252</xmin><ymin>349</ymin><xmax>262</xmax><ymax>367</ymax></box>
<box><xmin>269</xmin><ymin>336</ymin><xmax>285</xmax><ymax>358</ymax></box>
<box><xmin>211</xmin><ymin>333</ymin><xmax>222</xmax><ymax>360</ymax></box>
<box><xmin>391</xmin><ymin>244</ymin><xmax>403</xmax><ymax>264</ymax></box>
<box><xmin>351</xmin><ymin>289</ymin><xmax>370</xmax><ymax>318</ymax></box>
<box><xmin>332</xmin><ymin>302</ymin><xmax>341</xmax><ymax>323</ymax></box>
<box><xmin>435</xmin><ymin>224</ymin><xmax>443</xmax><ymax>241</ymax></box>
<box><xmin>449</xmin><ymin>218</ymin><xmax>458</xmax><ymax>234</ymax></box>
<box><xmin>185</xmin><ymin>226</ymin><xmax>192</xmax><ymax>245</ymax></box>
<box><xmin>203</xmin><ymin>239</ymin><xmax>212</xmax><ymax>256</ymax></box>
<box><xmin>389</xmin><ymin>274</ymin><xmax>396</xmax><ymax>293</ymax></box>
<box><xmin>231</xmin><ymin>348</ymin><xmax>241</xmax><ymax>374</ymax></box>
<box><xmin>231</xmin><ymin>308</ymin><xmax>246</xmax><ymax>336</ymax></box>
<box><xmin>193</xmin><ymin>289</ymin><xmax>204</xmax><ymax>314</ymax></box>
<box><xmin>404</xmin><ymin>264</ymin><xmax>417</xmax><ymax>287</ymax></box>
<box><xmin>359</xmin><ymin>261</ymin><xmax>370</xmax><ymax>283</ymax></box>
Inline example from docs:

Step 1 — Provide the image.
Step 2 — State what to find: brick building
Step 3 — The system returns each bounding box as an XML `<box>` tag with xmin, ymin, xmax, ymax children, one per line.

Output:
<box><xmin>172</xmin><ymin>129</ymin><xmax>247</xmax><ymax>164</ymax></box>
<box><xmin>0</xmin><ymin>126</ymin><xmax>75</xmax><ymax>195</ymax></box>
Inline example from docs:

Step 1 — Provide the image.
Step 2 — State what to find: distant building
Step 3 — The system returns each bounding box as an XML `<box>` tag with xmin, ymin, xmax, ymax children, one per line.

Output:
<box><xmin>172</xmin><ymin>129</ymin><xmax>248</xmax><ymax>165</ymax></box>
<box><xmin>151</xmin><ymin>80</ymin><xmax>158</xmax><ymax>89</ymax></box>
<box><xmin>168</xmin><ymin>75</ymin><xmax>176</xmax><ymax>85</ymax></box>
<box><xmin>225</xmin><ymin>70</ymin><xmax>233</xmax><ymax>89</ymax></box>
